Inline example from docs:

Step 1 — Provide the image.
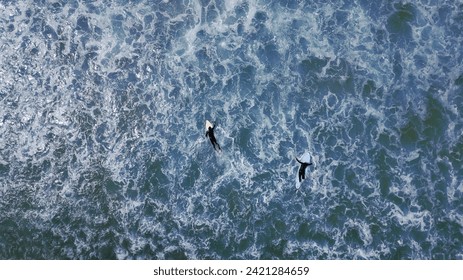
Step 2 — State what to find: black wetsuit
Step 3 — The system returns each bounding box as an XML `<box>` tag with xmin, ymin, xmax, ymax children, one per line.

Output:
<box><xmin>206</xmin><ymin>126</ymin><xmax>221</xmax><ymax>151</ymax></box>
<box><xmin>296</xmin><ymin>158</ymin><xmax>312</xmax><ymax>182</ymax></box>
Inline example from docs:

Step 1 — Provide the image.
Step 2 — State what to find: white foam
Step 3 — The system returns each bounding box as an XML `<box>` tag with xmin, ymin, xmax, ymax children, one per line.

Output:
<box><xmin>0</xmin><ymin>0</ymin><xmax>461</xmax><ymax>260</ymax></box>
<box><xmin>390</xmin><ymin>204</ymin><xmax>433</xmax><ymax>232</ymax></box>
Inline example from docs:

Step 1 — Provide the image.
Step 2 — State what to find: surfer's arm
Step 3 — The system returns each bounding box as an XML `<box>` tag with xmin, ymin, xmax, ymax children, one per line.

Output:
<box><xmin>295</xmin><ymin>157</ymin><xmax>303</xmax><ymax>164</ymax></box>
<box><xmin>205</xmin><ymin>131</ymin><xmax>209</xmax><ymax>137</ymax></box>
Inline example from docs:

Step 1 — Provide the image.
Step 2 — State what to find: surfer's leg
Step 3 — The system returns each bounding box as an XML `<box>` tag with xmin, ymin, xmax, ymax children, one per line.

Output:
<box><xmin>209</xmin><ymin>138</ymin><xmax>215</xmax><ymax>148</ymax></box>
<box><xmin>209</xmin><ymin>136</ymin><xmax>220</xmax><ymax>151</ymax></box>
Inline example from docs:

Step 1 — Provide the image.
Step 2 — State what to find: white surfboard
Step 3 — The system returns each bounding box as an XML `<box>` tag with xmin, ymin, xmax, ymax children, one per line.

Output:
<box><xmin>299</xmin><ymin>151</ymin><xmax>311</xmax><ymax>163</ymax></box>
<box><xmin>205</xmin><ymin>120</ymin><xmax>213</xmax><ymax>131</ymax></box>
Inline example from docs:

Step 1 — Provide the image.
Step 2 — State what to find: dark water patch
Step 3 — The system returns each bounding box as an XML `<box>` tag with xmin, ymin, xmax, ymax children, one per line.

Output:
<box><xmin>387</xmin><ymin>3</ymin><xmax>416</xmax><ymax>48</ymax></box>
<box><xmin>343</xmin><ymin>226</ymin><xmax>363</xmax><ymax>248</ymax></box>
<box><xmin>253</xmin><ymin>10</ymin><xmax>268</xmax><ymax>26</ymax></box>
<box><xmin>104</xmin><ymin>177</ymin><xmax>122</xmax><ymax>198</ymax></box>
<box><xmin>205</xmin><ymin>4</ymin><xmax>218</xmax><ymax>23</ymax></box>
<box><xmin>0</xmin><ymin>223</ymin><xmax>70</xmax><ymax>259</ymax></box>
<box><xmin>237</xmin><ymin>126</ymin><xmax>253</xmax><ymax>152</ymax></box>
<box><xmin>362</xmin><ymin>80</ymin><xmax>380</xmax><ymax>99</ymax></box>
<box><xmin>181</xmin><ymin>160</ymin><xmax>201</xmax><ymax>189</ymax></box>
<box><xmin>432</xmin><ymin>218</ymin><xmax>463</xmax><ymax>259</ymax></box>
<box><xmin>372</xmin><ymin>148</ymin><xmax>398</xmax><ymax>197</ymax></box>
<box><xmin>446</xmin><ymin>136</ymin><xmax>463</xmax><ymax>178</ymax></box>
<box><xmin>238</xmin><ymin>65</ymin><xmax>256</xmax><ymax>96</ymax></box>
<box><xmin>410</xmin><ymin>228</ymin><xmax>431</xmax><ymax>250</ymax></box>
<box><xmin>278</xmin><ymin>0</ymin><xmax>299</xmax><ymax>10</ymax></box>
<box><xmin>76</xmin><ymin>16</ymin><xmax>91</xmax><ymax>33</ymax></box>
<box><xmin>15</xmin><ymin>159</ymin><xmax>52</xmax><ymax>183</ymax></box>
<box><xmin>48</xmin><ymin>1</ymin><xmax>64</xmax><ymax>14</ymax></box>
<box><xmin>209</xmin><ymin>235</ymin><xmax>234</xmax><ymax>259</ymax></box>
<box><xmin>414</xmin><ymin>54</ymin><xmax>427</xmax><ymax>69</ymax></box>
<box><xmin>144</xmin><ymin>159</ymin><xmax>169</xmax><ymax>201</ymax></box>
<box><xmin>296</xmin><ymin>221</ymin><xmax>335</xmax><ymax>248</ymax></box>
<box><xmin>455</xmin><ymin>74</ymin><xmax>463</xmax><ymax>86</ymax></box>
<box><xmin>359</xmin><ymin>0</ymin><xmax>392</xmax><ymax>21</ymax></box>
<box><xmin>335</xmin><ymin>10</ymin><xmax>349</xmax><ymax>27</ymax></box>
<box><xmin>449</xmin><ymin>4</ymin><xmax>463</xmax><ymax>36</ymax></box>
<box><xmin>0</xmin><ymin>218</ymin><xmax>21</xmax><ymax>259</ymax></box>
<box><xmin>326</xmin><ymin>203</ymin><xmax>347</xmax><ymax>229</ymax></box>
<box><xmin>348</xmin><ymin>111</ymin><xmax>365</xmax><ymax>139</ymax></box>
<box><xmin>165</xmin><ymin>248</ymin><xmax>188</xmax><ymax>260</ymax></box>
<box><xmin>0</xmin><ymin>163</ymin><xmax>10</xmax><ymax>177</ymax></box>
<box><xmin>399</xmin><ymin>115</ymin><xmax>420</xmax><ymax>149</ymax></box>
<box><xmin>261</xmin><ymin>239</ymin><xmax>288</xmax><ymax>260</ymax></box>
<box><xmin>389</xmin><ymin>245</ymin><xmax>413</xmax><ymax>260</ymax></box>
<box><xmin>327</xmin><ymin>63</ymin><xmax>355</xmax><ymax>94</ymax></box>
<box><xmin>363</xmin><ymin>80</ymin><xmax>385</xmax><ymax>111</ymax></box>
<box><xmin>298</xmin><ymin>56</ymin><xmax>329</xmax><ymax>76</ymax></box>
<box><xmin>432</xmin><ymin>181</ymin><xmax>449</xmax><ymax>214</ymax></box>
<box><xmin>217</xmin><ymin>180</ymin><xmax>244</xmax><ymax>219</ymax></box>
<box><xmin>392</xmin><ymin>51</ymin><xmax>403</xmax><ymax>80</ymax></box>
<box><xmin>376</xmin><ymin>127</ymin><xmax>399</xmax><ymax>151</ymax></box>
<box><xmin>372</xmin><ymin>26</ymin><xmax>388</xmax><ymax>47</ymax></box>
<box><xmin>415</xmin><ymin>180</ymin><xmax>434</xmax><ymax>212</ymax></box>
<box><xmin>198</xmin><ymin>72</ymin><xmax>213</xmax><ymax>91</ymax></box>
<box><xmin>257</xmin><ymin>43</ymin><xmax>281</xmax><ymax>69</ymax></box>
<box><xmin>423</xmin><ymin>95</ymin><xmax>447</xmax><ymax>144</ymax></box>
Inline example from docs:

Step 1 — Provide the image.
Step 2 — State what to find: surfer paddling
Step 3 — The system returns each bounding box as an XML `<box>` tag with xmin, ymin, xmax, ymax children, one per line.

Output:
<box><xmin>296</xmin><ymin>157</ymin><xmax>312</xmax><ymax>182</ymax></box>
<box><xmin>205</xmin><ymin>122</ymin><xmax>221</xmax><ymax>151</ymax></box>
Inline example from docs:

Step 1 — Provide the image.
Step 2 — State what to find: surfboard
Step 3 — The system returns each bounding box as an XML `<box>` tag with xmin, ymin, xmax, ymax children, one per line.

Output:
<box><xmin>205</xmin><ymin>120</ymin><xmax>213</xmax><ymax>131</ymax></box>
<box><xmin>299</xmin><ymin>151</ymin><xmax>311</xmax><ymax>163</ymax></box>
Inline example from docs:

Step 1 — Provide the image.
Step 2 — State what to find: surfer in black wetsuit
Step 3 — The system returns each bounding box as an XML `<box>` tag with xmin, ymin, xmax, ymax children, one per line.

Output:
<box><xmin>296</xmin><ymin>157</ymin><xmax>312</xmax><ymax>182</ymax></box>
<box><xmin>206</xmin><ymin>125</ymin><xmax>221</xmax><ymax>151</ymax></box>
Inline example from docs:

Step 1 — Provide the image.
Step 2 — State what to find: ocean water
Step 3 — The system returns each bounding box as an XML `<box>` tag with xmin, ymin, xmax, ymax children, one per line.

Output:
<box><xmin>0</xmin><ymin>0</ymin><xmax>462</xmax><ymax>260</ymax></box>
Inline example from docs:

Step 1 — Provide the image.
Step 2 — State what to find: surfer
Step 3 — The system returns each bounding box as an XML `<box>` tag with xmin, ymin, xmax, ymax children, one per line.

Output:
<box><xmin>296</xmin><ymin>157</ymin><xmax>312</xmax><ymax>182</ymax></box>
<box><xmin>206</xmin><ymin>124</ymin><xmax>221</xmax><ymax>151</ymax></box>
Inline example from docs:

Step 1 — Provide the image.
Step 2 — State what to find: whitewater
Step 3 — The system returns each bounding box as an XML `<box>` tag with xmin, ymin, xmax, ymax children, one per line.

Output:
<box><xmin>0</xmin><ymin>0</ymin><xmax>462</xmax><ymax>259</ymax></box>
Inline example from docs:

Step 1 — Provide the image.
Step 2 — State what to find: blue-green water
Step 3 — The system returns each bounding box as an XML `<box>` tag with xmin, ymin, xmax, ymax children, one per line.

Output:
<box><xmin>0</xmin><ymin>0</ymin><xmax>462</xmax><ymax>259</ymax></box>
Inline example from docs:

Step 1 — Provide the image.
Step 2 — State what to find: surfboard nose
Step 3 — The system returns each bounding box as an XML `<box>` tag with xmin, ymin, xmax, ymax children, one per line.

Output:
<box><xmin>205</xmin><ymin>120</ymin><xmax>213</xmax><ymax>130</ymax></box>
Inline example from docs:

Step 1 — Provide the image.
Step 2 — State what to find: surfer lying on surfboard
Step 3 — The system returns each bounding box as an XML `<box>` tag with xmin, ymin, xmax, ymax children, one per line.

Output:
<box><xmin>296</xmin><ymin>157</ymin><xmax>312</xmax><ymax>182</ymax></box>
<box><xmin>206</xmin><ymin>123</ymin><xmax>221</xmax><ymax>151</ymax></box>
